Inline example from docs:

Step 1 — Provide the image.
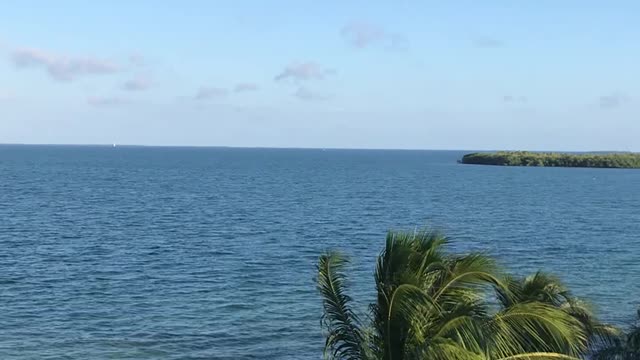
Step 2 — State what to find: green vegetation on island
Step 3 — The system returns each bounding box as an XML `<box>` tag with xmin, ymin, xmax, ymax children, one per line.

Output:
<box><xmin>317</xmin><ymin>229</ymin><xmax>638</xmax><ymax>360</ymax></box>
<box><xmin>460</xmin><ymin>151</ymin><xmax>640</xmax><ymax>169</ymax></box>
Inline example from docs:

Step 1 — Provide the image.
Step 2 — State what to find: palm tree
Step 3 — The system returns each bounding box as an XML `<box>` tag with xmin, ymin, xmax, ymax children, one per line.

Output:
<box><xmin>593</xmin><ymin>309</ymin><xmax>640</xmax><ymax>360</ymax></box>
<box><xmin>495</xmin><ymin>272</ymin><xmax>619</xmax><ymax>356</ymax></box>
<box><xmin>317</xmin><ymin>230</ymin><xmax>590</xmax><ymax>360</ymax></box>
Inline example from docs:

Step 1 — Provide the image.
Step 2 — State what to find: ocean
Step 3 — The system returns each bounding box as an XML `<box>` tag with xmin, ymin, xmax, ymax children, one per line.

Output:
<box><xmin>1</xmin><ymin>145</ymin><xmax>638</xmax><ymax>359</ymax></box>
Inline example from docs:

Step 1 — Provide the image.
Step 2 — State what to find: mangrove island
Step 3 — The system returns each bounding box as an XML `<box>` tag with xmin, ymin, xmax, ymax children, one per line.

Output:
<box><xmin>460</xmin><ymin>151</ymin><xmax>640</xmax><ymax>168</ymax></box>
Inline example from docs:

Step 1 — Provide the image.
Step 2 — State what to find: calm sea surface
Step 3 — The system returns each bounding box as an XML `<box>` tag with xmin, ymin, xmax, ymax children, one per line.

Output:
<box><xmin>1</xmin><ymin>145</ymin><xmax>639</xmax><ymax>359</ymax></box>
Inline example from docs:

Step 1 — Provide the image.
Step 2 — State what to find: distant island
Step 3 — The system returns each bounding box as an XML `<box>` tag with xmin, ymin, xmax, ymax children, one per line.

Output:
<box><xmin>460</xmin><ymin>151</ymin><xmax>640</xmax><ymax>168</ymax></box>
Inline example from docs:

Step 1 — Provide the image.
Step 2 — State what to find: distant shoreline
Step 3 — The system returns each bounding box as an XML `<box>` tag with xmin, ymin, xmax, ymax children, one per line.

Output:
<box><xmin>460</xmin><ymin>151</ymin><xmax>640</xmax><ymax>169</ymax></box>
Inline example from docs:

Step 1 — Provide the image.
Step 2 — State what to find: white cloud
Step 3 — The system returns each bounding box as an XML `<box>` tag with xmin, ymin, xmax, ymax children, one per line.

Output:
<box><xmin>473</xmin><ymin>37</ymin><xmax>505</xmax><ymax>48</ymax></box>
<box><xmin>599</xmin><ymin>93</ymin><xmax>629</xmax><ymax>109</ymax></box>
<box><xmin>341</xmin><ymin>22</ymin><xmax>407</xmax><ymax>50</ymax></box>
<box><xmin>294</xmin><ymin>87</ymin><xmax>329</xmax><ymax>101</ymax></box>
<box><xmin>275</xmin><ymin>62</ymin><xmax>334</xmax><ymax>82</ymax></box>
<box><xmin>12</xmin><ymin>47</ymin><xmax>119</xmax><ymax>81</ymax></box>
<box><xmin>342</xmin><ymin>22</ymin><xmax>385</xmax><ymax>48</ymax></box>
<box><xmin>122</xmin><ymin>75</ymin><xmax>153</xmax><ymax>91</ymax></box>
<box><xmin>503</xmin><ymin>95</ymin><xmax>527</xmax><ymax>103</ymax></box>
<box><xmin>128</xmin><ymin>53</ymin><xmax>146</xmax><ymax>67</ymax></box>
<box><xmin>194</xmin><ymin>87</ymin><xmax>228</xmax><ymax>100</ymax></box>
<box><xmin>234</xmin><ymin>83</ymin><xmax>259</xmax><ymax>92</ymax></box>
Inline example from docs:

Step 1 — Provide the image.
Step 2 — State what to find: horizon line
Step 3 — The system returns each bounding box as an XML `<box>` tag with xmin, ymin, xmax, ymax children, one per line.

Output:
<box><xmin>0</xmin><ymin>142</ymin><xmax>635</xmax><ymax>153</ymax></box>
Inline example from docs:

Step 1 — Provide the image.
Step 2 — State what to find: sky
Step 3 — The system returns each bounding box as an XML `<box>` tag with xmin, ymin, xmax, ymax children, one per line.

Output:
<box><xmin>1</xmin><ymin>0</ymin><xmax>639</xmax><ymax>151</ymax></box>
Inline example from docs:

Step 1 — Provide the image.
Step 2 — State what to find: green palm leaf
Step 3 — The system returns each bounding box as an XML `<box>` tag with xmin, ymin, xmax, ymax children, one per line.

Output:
<box><xmin>317</xmin><ymin>252</ymin><xmax>367</xmax><ymax>360</ymax></box>
<box><xmin>486</xmin><ymin>302</ymin><xmax>588</xmax><ymax>357</ymax></box>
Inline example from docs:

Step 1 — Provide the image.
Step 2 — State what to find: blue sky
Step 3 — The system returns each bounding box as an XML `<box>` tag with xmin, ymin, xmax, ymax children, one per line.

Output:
<box><xmin>1</xmin><ymin>0</ymin><xmax>638</xmax><ymax>150</ymax></box>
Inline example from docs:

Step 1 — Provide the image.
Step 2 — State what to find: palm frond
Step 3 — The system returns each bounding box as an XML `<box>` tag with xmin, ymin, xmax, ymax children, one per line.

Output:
<box><xmin>432</xmin><ymin>253</ymin><xmax>504</xmax><ymax>304</ymax></box>
<box><xmin>496</xmin><ymin>352</ymin><xmax>580</xmax><ymax>360</ymax></box>
<box><xmin>495</xmin><ymin>275</ymin><xmax>522</xmax><ymax>308</ymax></box>
<box><xmin>520</xmin><ymin>272</ymin><xmax>569</xmax><ymax>306</ymax></box>
<box><xmin>562</xmin><ymin>298</ymin><xmax>621</xmax><ymax>352</ymax></box>
<box><xmin>317</xmin><ymin>252</ymin><xmax>367</xmax><ymax>360</ymax></box>
<box><xmin>416</xmin><ymin>339</ymin><xmax>485</xmax><ymax>360</ymax></box>
<box><xmin>432</xmin><ymin>301</ymin><xmax>486</xmax><ymax>353</ymax></box>
<box><xmin>487</xmin><ymin>302</ymin><xmax>588</xmax><ymax>358</ymax></box>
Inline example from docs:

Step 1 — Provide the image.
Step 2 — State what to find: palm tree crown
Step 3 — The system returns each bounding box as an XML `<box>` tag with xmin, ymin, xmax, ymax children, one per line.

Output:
<box><xmin>317</xmin><ymin>230</ymin><xmax>610</xmax><ymax>360</ymax></box>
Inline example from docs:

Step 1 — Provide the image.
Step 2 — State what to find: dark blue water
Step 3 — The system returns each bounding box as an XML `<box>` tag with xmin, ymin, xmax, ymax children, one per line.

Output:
<box><xmin>1</xmin><ymin>145</ymin><xmax>638</xmax><ymax>359</ymax></box>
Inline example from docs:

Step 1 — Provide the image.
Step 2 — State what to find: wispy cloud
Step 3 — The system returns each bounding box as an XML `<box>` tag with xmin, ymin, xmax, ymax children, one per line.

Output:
<box><xmin>194</xmin><ymin>87</ymin><xmax>228</xmax><ymax>100</ymax></box>
<box><xmin>473</xmin><ymin>37</ymin><xmax>505</xmax><ymax>48</ymax></box>
<box><xmin>388</xmin><ymin>33</ymin><xmax>409</xmax><ymax>50</ymax></box>
<box><xmin>128</xmin><ymin>53</ymin><xmax>146</xmax><ymax>67</ymax></box>
<box><xmin>341</xmin><ymin>21</ymin><xmax>407</xmax><ymax>50</ymax></box>
<box><xmin>122</xmin><ymin>75</ymin><xmax>153</xmax><ymax>91</ymax></box>
<box><xmin>275</xmin><ymin>62</ymin><xmax>334</xmax><ymax>82</ymax></box>
<box><xmin>503</xmin><ymin>95</ymin><xmax>527</xmax><ymax>103</ymax></box>
<box><xmin>234</xmin><ymin>82</ymin><xmax>259</xmax><ymax>92</ymax></box>
<box><xmin>11</xmin><ymin>48</ymin><xmax>119</xmax><ymax>81</ymax></box>
<box><xmin>87</xmin><ymin>96</ymin><xmax>129</xmax><ymax>107</ymax></box>
<box><xmin>599</xmin><ymin>93</ymin><xmax>629</xmax><ymax>109</ymax></box>
<box><xmin>294</xmin><ymin>87</ymin><xmax>329</xmax><ymax>101</ymax></box>
<box><xmin>342</xmin><ymin>22</ymin><xmax>385</xmax><ymax>48</ymax></box>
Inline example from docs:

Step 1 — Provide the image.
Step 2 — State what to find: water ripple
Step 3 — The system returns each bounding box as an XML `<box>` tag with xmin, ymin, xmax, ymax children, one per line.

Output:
<box><xmin>0</xmin><ymin>146</ymin><xmax>639</xmax><ymax>358</ymax></box>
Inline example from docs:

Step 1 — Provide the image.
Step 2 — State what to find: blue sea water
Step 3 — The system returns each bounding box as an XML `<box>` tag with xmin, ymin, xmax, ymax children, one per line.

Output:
<box><xmin>0</xmin><ymin>145</ymin><xmax>639</xmax><ymax>359</ymax></box>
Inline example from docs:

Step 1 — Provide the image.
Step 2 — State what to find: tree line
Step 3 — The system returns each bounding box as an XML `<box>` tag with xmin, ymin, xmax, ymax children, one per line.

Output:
<box><xmin>460</xmin><ymin>152</ymin><xmax>640</xmax><ymax>168</ymax></box>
